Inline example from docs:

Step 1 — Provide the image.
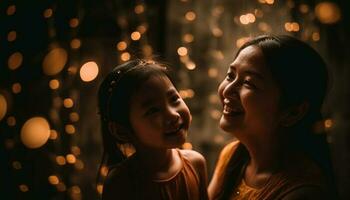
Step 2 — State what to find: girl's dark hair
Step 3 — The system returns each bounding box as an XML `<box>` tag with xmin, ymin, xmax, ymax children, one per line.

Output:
<box><xmin>219</xmin><ymin>35</ymin><xmax>335</xmax><ymax>199</ymax></box>
<box><xmin>96</xmin><ymin>59</ymin><xmax>171</xmax><ymax>181</ymax></box>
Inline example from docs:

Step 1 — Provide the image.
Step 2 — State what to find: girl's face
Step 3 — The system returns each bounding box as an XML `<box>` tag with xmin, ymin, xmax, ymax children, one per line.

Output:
<box><xmin>218</xmin><ymin>46</ymin><xmax>283</xmax><ymax>143</ymax></box>
<box><xmin>128</xmin><ymin>75</ymin><xmax>191</xmax><ymax>149</ymax></box>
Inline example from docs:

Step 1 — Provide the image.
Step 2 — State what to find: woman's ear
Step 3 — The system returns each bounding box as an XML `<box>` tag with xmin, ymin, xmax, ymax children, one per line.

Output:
<box><xmin>280</xmin><ymin>102</ymin><xmax>309</xmax><ymax>127</ymax></box>
<box><xmin>108</xmin><ymin>122</ymin><xmax>132</xmax><ymax>142</ymax></box>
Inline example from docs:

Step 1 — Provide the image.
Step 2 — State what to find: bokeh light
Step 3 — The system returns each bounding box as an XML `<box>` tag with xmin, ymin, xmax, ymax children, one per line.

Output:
<box><xmin>65</xmin><ymin>124</ymin><xmax>75</xmax><ymax>134</ymax></box>
<box><xmin>7</xmin><ymin>31</ymin><xmax>17</xmax><ymax>42</ymax></box>
<box><xmin>185</xmin><ymin>11</ymin><xmax>196</xmax><ymax>21</ymax></box>
<box><xmin>48</xmin><ymin>175</ymin><xmax>59</xmax><ymax>185</ymax></box>
<box><xmin>8</xmin><ymin>52</ymin><xmax>23</xmax><ymax>70</ymax></box>
<box><xmin>7</xmin><ymin>5</ymin><xmax>16</xmax><ymax>16</ymax></box>
<box><xmin>63</xmin><ymin>98</ymin><xmax>74</xmax><ymax>108</ymax></box>
<box><xmin>49</xmin><ymin>79</ymin><xmax>60</xmax><ymax>90</ymax></box>
<box><xmin>69</xmin><ymin>18</ymin><xmax>79</xmax><ymax>28</ymax></box>
<box><xmin>79</xmin><ymin>61</ymin><xmax>99</xmax><ymax>82</ymax></box>
<box><xmin>131</xmin><ymin>31</ymin><xmax>141</xmax><ymax>41</ymax></box>
<box><xmin>42</xmin><ymin>48</ymin><xmax>68</xmax><ymax>76</ymax></box>
<box><xmin>315</xmin><ymin>2</ymin><xmax>341</xmax><ymax>24</ymax></box>
<box><xmin>12</xmin><ymin>83</ymin><xmax>22</xmax><ymax>94</ymax></box>
<box><xmin>70</xmin><ymin>39</ymin><xmax>81</xmax><ymax>49</ymax></box>
<box><xmin>0</xmin><ymin>94</ymin><xmax>7</xmax><ymax>121</ymax></box>
<box><xmin>120</xmin><ymin>52</ymin><xmax>131</xmax><ymax>61</ymax></box>
<box><xmin>117</xmin><ymin>41</ymin><xmax>127</xmax><ymax>51</ymax></box>
<box><xmin>20</xmin><ymin>117</ymin><xmax>51</xmax><ymax>149</ymax></box>
<box><xmin>43</xmin><ymin>8</ymin><xmax>53</xmax><ymax>18</ymax></box>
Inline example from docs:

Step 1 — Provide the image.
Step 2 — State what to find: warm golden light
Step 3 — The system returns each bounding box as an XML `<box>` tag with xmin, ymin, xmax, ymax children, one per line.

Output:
<box><xmin>315</xmin><ymin>2</ymin><xmax>341</xmax><ymax>24</ymax></box>
<box><xmin>71</xmin><ymin>146</ymin><xmax>81</xmax><ymax>155</ymax></box>
<box><xmin>131</xmin><ymin>31</ymin><xmax>141</xmax><ymax>41</ymax></box>
<box><xmin>137</xmin><ymin>25</ymin><xmax>147</xmax><ymax>34</ymax></box>
<box><xmin>134</xmin><ymin>4</ymin><xmax>145</xmax><ymax>14</ymax></box>
<box><xmin>66</xmin><ymin>154</ymin><xmax>76</xmax><ymax>164</ymax></box>
<box><xmin>7</xmin><ymin>116</ymin><xmax>16</xmax><ymax>126</ymax></box>
<box><xmin>67</xmin><ymin>66</ymin><xmax>78</xmax><ymax>75</ymax></box>
<box><xmin>291</xmin><ymin>22</ymin><xmax>300</xmax><ymax>32</ymax></box>
<box><xmin>121</xmin><ymin>52</ymin><xmax>131</xmax><ymax>61</ymax></box>
<box><xmin>19</xmin><ymin>184</ymin><xmax>29</xmax><ymax>192</ymax></box>
<box><xmin>183</xmin><ymin>34</ymin><xmax>194</xmax><ymax>43</ymax></box>
<box><xmin>49</xmin><ymin>79</ymin><xmax>60</xmax><ymax>90</ymax></box>
<box><xmin>12</xmin><ymin>83</ymin><xmax>21</xmax><ymax>94</ymax></box>
<box><xmin>185</xmin><ymin>11</ymin><xmax>196</xmax><ymax>21</ymax></box>
<box><xmin>266</xmin><ymin>0</ymin><xmax>274</xmax><ymax>5</ymax></box>
<box><xmin>43</xmin><ymin>8</ymin><xmax>53</xmax><ymax>18</ymax></box>
<box><xmin>74</xmin><ymin>159</ymin><xmax>84</xmax><ymax>170</ymax></box>
<box><xmin>43</xmin><ymin>48</ymin><xmax>67</xmax><ymax>76</ymax></box>
<box><xmin>48</xmin><ymin>175</ymin><xmax>59</xmax><ymax>185</ymax></box>
<box><xmin>179</xmin><ymin>89</ymin><xmax>195</xmax><ymax>99</ymax></box>
<box><xmin>284</xmin><ymin>22</ymin><xmax>292</xmax><ymax>32</ymax></box>
<box><xmin>56</xmin><ymin>183</ymin><xmax>66</xmax><ymax>192</ymax></box>
<box><xmin>71</xmin><ymin>186</ymin><xmax>81</xmax><ymax>194</ymax></box>
<box><xmin>79</xmin><ymin>61</ymin><xmax>99</xmax><ymax>82</ymax></box>
<box><xmin>7</xmin><ymin>5</ymin><xmax>16</xmax><ymax>15</ymax></box>
<box><xmin>210</xmin><ymin>109</ymin><xmax>221</xmax><ymax>119</ymax></box>
<box><xmin>312</xmin><ymin>32</ymin><xmax>320</xmax><ymax>41</ymax></box>
<box><xmin>185</xmin><ymin>61</ymin><xmax>196</xmax><ymax>70</ymax></box>
<box><xmin>65</xmin><ymin>124</ymin><xmax>75</xmax><ymax>134</ymax></box>
<box><xmin>63</xmin><ymin>98</ymin><xmax>74</xmax><ymax>108</ymax></box>
<box><xmin>12</xmin><ymin>161</ymin><xmax>22</xmax><ymax>170</ymax></box>
<box><xmin>49</xmin><ymin>130</ymin><xmax>58</xmax><ymax>140</ymax></box>
<box><xmin>208</xmin><ymin>68</ymin><xmax>218</xmax><ymax>78</ymax></box>
<box><xmin>324</xmin><ymin>119</ymin><xmax>333</xmax><ymax>129</ymax></box>
<box><xmin>142</xmin><ymin>45</ymin><xmax>153</xmax><ymax>57</ymax></box>
<box><xmin>182</xmin><ymin>142</ymin><xmax>193</xmax><ymax>150</ymax></box>
<box><xmin>56</xmin><ymin>156</ymin><xmax>66</xmax><ymax>165</ymax></box>
<box><xmin>69</xmin><ymin>112</ymin><xmax>79</xmax><ymax>122</ymax></box>
<box><xmin>0</xmin><ymin>95</ymin><xmax>7</xmax><ymax>121</ymax></box>
<box><xmin>117</xmin><ymin>41</ymin><xmax>127</xmax><ymax>51</ymax></box>
<box><xmin>236</xmin><ymin>37</ymin><xmax>250</xmax><ymax>48</ymax></box>
<box><xmin>69</xmin><ymin>18</ymin><xmax>79</xmax><ymax>28</ymax></box>
<box><xmin>177</xmin><ymin>47</ymin><xmax>188</xmax><ymax>56</ymax></box>
<box><xmin>100</xmin><ymin>165</ymin><xmax>108</xmax><ymax>176</ymax></box>
<box><xmin>70</xmin><ymin>38</ymin><xmax>81</xmax><ymax>49</ymax></box>
<box><xmin>97</xmin><ymin>184</ymin><xmax>103</xmax><ymax>194</ymax></box>
<box><xmin>7</xmin><ymin>31</ymin><xmax>17</xmax><ymax>42</ymax></box>
<box><xmin>246</xmin><ymin>13</ymin><xmax>256</xmax><ymax>23</ymax></box>
<box><xmin>299</xmin><ymin>4</ymin><xmax>309</xmax><ymax>13</ymax></box>
<box><xmin>239</xmin><ymin>15</ymin><xmax>249</xmax><ymax>25</ymax></box>
<box><xmin>8</xmin><ymin>52</ymin><xmax>23</xmax><ymax>70</ymax></box>
<box><xmin>258</xmin><ymin>22</ymin><xmax>271</xmax><ymax>32</ymax></box>
<box><xmin>212</xmin><ymin>28</ymin><xmax>223</xmax><ymax>37</ymax></box>
<box><xmin>209</xmin><ymin>94</ymin><xmax>220</xmax><ymax>104</ymax></box>
<box><xmin>20</xmin><ymin>117</ymin><xmax>50</xmax><ymax>149</ymax></box>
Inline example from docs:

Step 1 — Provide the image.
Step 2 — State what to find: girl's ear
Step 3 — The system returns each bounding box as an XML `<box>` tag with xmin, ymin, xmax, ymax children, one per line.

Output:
<box><xmin>108</xmin><ymin>122</ymin><xmax>132</xmax><ymax>142</ymax></box>
<box><xmin>280</xmin><ymin>101</ymin><xmax>309</xmax><ymax>127</ymax></box>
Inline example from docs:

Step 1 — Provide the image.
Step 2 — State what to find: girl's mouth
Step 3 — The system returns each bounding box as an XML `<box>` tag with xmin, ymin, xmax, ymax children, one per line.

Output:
<box><xmin>165</xmin><ymin>124</ymin><xmax>184</xmax><ymax>135</ymax></box>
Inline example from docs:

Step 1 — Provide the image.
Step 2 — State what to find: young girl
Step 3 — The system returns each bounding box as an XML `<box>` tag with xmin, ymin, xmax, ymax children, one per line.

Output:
<box><xmin>209</xmin><ymin>35</ymin><xmax>336</xmax><ymax>199</ymax></box>
<box><xmin>97</xmin><ymin>59</ymin><xmax>208</xmax><ymax>200</ymax></box>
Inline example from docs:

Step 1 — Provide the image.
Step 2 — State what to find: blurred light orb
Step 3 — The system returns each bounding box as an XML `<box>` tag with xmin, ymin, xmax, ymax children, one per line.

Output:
<box><xmin>315</xmin><ymin>2</ymin><xmax>341</xmax><ymax>24</ymax></box>
<box><xmin>65</xmin><ymin>124</ymin><xmax>75</xmax><ymax>134</ymax></box>
<box><xmin>70</xmin><ymin>39</ymin><xmax>81</xmax><ymax>49</ymax></box>
<box><xmin>43</xmin><ymin>48</ymin><xmax>67</xmax><ymax>76</ymax></box>
<box><xmin>7</xmin><ymin>116</ymin><xmax>16</xmax><ymax>126</ymax></box>
<box><xmin>43</xmin><ymin>8</ymin><xmax>53</xmax><ymax>18</ymax></box>
<box><xmin>12</xmin><ymin>83</ymin><xmax>22</xmax><ymax>94</ymax></box>
<box><xmin>7</xmin><ymin>31</ymin><xmax>17</xmax><ymax>42</ymax></box>
<box><xmin>134</xmin><ymin>4</ymin><xmax>145</xmax><ymax>14</ymax></box>
<box><xmin>117</xmin><ymin>41</ymin><xmax>127</xmax><ymax>51</ymax></box>
<box><xmin>177</xmin><ymin>47</ymin><xmax>188</xmax><ymax>56</ymax></box>
<box><xmin>185</xmin><ymin>11</ymin><xmax>196</xmax><ymax>21</ymax></box>
<box><xmin>49</xmin><ymin>79</ymin><xmax>60</xmax><ymax>90</ymax></box>
<box><xmin>20</xmin><ymin>117</ymin><xmax>50</xmax><ymax>149</ymax></box>
<box><xmin>183</xmin><ymin>34</ymin><xmax>194</xmax><ymax>43</ymax></box>
<box><xmin>63</xmin><ymin>98</ymin><xmax>74</xmax><ymax>108</ymax></box>
<box><xmin>7</xmin><ymin>5</ymin><xmax>16</xmax><ymax>15</ymax></box>
<box><xmin>48</xmin><ymin>175</ymin><xmax>59</xmax><ymax>185</ymax></box>
<box><xmin>0</xmin><ymin>95</ymin><xmax>7</xmax><ymax>121</ymax></box>
<box><xmin>185</xmin><ymin>61</ymin><xmax>196</xmax><ymax>70</ymax></box>
<box><xmin>69</xmin><ymin>18</ymin><xmax>79</xmax><ymax>28</ymax></box>
<box><xmin>131</xmin><ymin>31</ymin><xmax>141</xmax><ymax>41</ymax></box>
<box><xmin>79</xmin><ymin>61</ymin><xmax>99</xmax><ymax>82</ymax></box>
<box><xmin>66</xmin><ymin>154</ymin><xmax>76</xmax><ymax>164</ymax></box>
<box><xmin>121</xmin><ymin>52</ymin><xmax>131</xmax><ymax>61</ymax></box>
<box><xmin>8</xmin><ymin>52</ymin><xmax>23</xmax><ymax>70</ymax></box>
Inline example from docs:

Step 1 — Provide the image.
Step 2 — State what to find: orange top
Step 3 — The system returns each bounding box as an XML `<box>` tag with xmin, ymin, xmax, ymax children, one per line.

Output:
<box><xmin>209</xmin><ymin>141</ymin><xmax>329</xmax><ymax>200</ymax></box>
<box><xmin>103</xmin><ymin>149</ymin><xmax>208</xmax><ymax>200</ymax></box>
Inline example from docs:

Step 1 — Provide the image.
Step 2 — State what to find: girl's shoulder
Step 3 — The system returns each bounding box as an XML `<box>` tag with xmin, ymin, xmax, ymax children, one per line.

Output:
<box><xmin>179</xmin><ymin>149</ymin><xmax>206</xmax><ymax>165</ymax></box>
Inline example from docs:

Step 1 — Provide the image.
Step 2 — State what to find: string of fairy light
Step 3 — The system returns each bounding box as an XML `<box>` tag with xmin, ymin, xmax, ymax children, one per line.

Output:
<box><xmin>0</xmin><ymin>0</ymin><xmax>341</xmax><ymax>199</ymax></box>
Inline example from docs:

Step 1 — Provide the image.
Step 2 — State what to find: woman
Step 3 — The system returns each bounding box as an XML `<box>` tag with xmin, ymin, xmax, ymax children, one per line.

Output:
<box><xmin>209</xmin><ymin>35</ymin><xmax>336</xmax><ymax>199</ymax></box>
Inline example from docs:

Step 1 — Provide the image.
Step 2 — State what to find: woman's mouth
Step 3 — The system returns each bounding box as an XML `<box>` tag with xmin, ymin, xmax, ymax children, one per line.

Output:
<box><xmin>223</xmin><ymin>105</ymin><xmax>244</xmax><ymax>116</ymax></box>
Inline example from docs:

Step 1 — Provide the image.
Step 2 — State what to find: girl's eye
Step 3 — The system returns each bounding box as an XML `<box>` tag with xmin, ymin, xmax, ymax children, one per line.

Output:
<box><xmin>145</xmin><ymin>107</ymin><xmax>160</xmax><ymax>116</ymax></box>
<box><xmin>170</xmin><ymin>95</ymin><xmax>180</xmax><ymax>104</ymax></box>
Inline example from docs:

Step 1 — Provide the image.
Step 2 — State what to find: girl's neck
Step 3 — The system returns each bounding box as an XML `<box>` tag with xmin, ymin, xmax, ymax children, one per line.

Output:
<box><xmin>134</xmin><ymin>148</ymin><xmax>182</xmax><ymax>181</ymax></box>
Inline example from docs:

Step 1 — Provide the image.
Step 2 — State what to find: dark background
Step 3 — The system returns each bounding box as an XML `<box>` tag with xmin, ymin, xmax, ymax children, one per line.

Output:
<box><xmin>1</xmin><ymin>0</ymin><xmax>349</xmax><ymax>199</ymax></box>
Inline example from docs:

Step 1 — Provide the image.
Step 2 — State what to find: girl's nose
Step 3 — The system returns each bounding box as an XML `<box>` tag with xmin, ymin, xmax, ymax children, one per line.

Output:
<box><xmin>165</xmin><ymin>107</ymin><xmax>180</xmax><ymax>126</ymax></box>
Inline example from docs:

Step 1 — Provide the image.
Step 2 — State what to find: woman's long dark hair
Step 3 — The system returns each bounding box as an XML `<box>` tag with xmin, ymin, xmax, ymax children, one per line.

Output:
<box><xmin>96</xmin><ymin>59</ymin><xmax>171</xmax><ymax>183</ymax></box>
<box><xmin>219</xmin><ymin>35</ymin><xmax>336</xmax><ymax>199</ymax></box>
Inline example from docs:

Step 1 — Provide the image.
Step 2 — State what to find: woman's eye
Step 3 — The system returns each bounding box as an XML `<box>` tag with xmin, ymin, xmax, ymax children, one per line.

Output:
<box><xmin>243</xmin><ymin>80</ymin><xmax>256</xmax><ymax>89</ymax></box>
<box><xmin>226</xmin><ymin>72</ymin><xmax>235</xmax><ymax>81</ymax></box>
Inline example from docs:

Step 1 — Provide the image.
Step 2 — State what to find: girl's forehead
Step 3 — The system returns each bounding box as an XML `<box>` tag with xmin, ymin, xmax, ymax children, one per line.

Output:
<box><xmin>132</xmin><ymin>75</ymin><xmax>175</xmax><ymax>100</ymax></box>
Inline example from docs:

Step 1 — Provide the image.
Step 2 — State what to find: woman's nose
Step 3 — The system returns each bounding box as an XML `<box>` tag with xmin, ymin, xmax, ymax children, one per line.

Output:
<box><xmin>222</xmin><ymin>80</ymin><xmax>240</xmax><ymax>99</ymax></box>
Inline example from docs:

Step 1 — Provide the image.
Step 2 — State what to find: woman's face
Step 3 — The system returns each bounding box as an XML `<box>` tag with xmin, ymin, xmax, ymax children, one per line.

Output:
<box><xmin>218</xmin><ymin>45</ymin><xmax>284</xmax><ymax>143</ymax></box>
